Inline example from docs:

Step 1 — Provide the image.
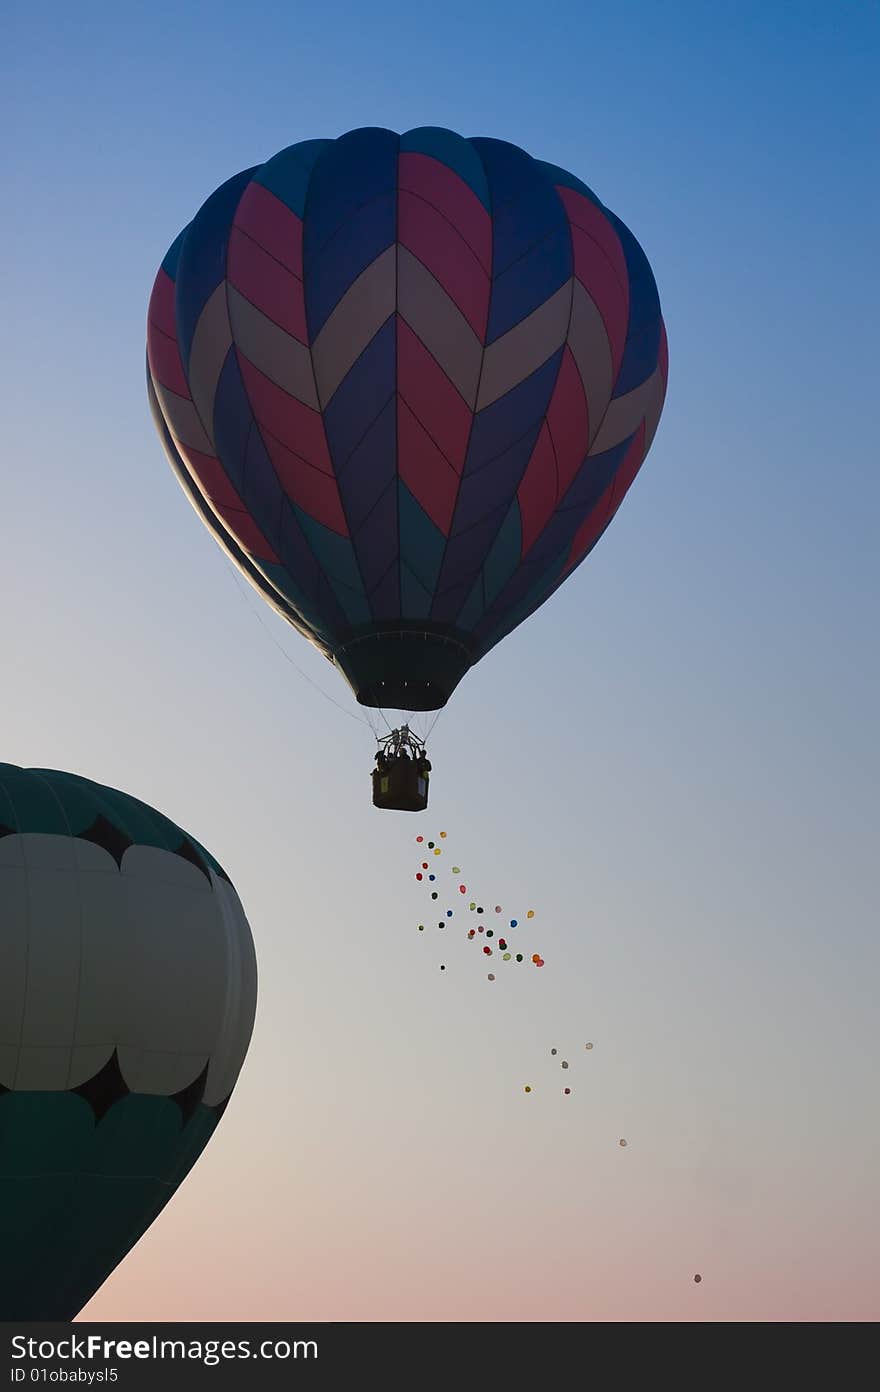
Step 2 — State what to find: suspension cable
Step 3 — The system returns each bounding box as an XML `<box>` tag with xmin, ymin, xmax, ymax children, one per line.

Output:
<box><xmin>226</xmin><ymin>565</ymin><xmax>371</xmax><ymax>728</ymax></box>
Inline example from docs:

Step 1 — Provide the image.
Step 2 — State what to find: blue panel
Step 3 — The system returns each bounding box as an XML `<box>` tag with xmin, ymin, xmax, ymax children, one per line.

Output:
<box><xmin>614</xmin><ymin>319</ymin><xmax>662</xmax><ymax>396</ymax></box>
<box><xmin>535</xmin><ymin>160</ymin><xmax>603</xmax><ymax>210</ymax></box>
<box><xmin>430</xmin><ymin>503</ymin><xmax>508</xmax><ymax>624</ymax></box>
<box><xmin>431</xmin><ymin>577</ymin><xmax>476</xmax><ymax>626</ymax></box>
<box><xmin>486</xmin><ymin>229</ymin><xmax>571</xmax><ymax>343</ymax></box>
<box><xmin>304</xmin><ymin>194</ymin><xmax>397</xmax><ymax>337</ymax></box>
<box><xmin>293</xmin><ymin>506</ymin><xmax>371</xmax><ymax>625</ymax></box>
<box><xmin>175</xmin><ymin>167</ymin><xmax>257</xmax><ymax>369</ymax></box>
<box><xmin>454</xmin><ymin>573</ymin><xmax>485</xmax><ymax>632</ymax></box>
<box><xmin>470</xmin><ymin>137</ymin><xmax>536</xmax><ymax>210</ymax></box>
<box><xmin>558</xmin><ymin>437</ymin><xmax>632</xmax><ymax>513</ymax></box>
<box><xmin>473</xmin><ymin>138</ymin><xmax>573</xmax><ymax>346</ymax></box>
<box><xmin>324</xmin><ymin>316</ymin><xmax>396</xmax><ymax>476</ymax></box>
<box><xmin>453</xmin><ymin>422</ymin><xmax>541</xmax><ymax>534</ymax></box>
<box><xmin>349</xmin><ymin>479</ymin><xmax>398</xmax><ymax>597</ymax></box>
<box><xmin>483</xmin><ymin>501</ymin><xmax>522</xmax><ymax>606</ymax></box>
<box><xmin>399</xmin><ymin>481</ymin><xmax>445</xmax><ymax>598</ymax></box>
<box><xmin>473</xmin><ymin>546</ymin><xmax>569</xmax><ymax>655</ymax></box>
<box><xmin>241</xmin><ymin>420</ymin><xmax>285</xmax><ymax>551</ymax></box>
<box><xmin>401</xmin><ymin>127</ymin><xmax>491</xmax><ymax>210</ymax></box>
<box><xmin>609</xmin><ymin>213</ymin><xmax>661</xmax><ymax>332</ymax></box>
<box><xmin>401</xmin><ymin>563</ymin><xmax>433</xmax><ymax>620</ymax></box>
<box><xmin>160</xmin><ymin>227</ymin><xmax>188</xmax><ymax>279</ymax></box>
<box><xmin>256</xmin><ymin>559</ymin><xmax>339</xmax><ymax>645</ymax></box>
<box><xmin>255</xmin><ymin>139</ymin><xmax>332</xmax><ymax>217</ymax></box>
<box><xmin>211</xmin><ymin>348</ymin><xmax>251</xmax><ymax>495</ymax></box>
<box><xmin>277</xmin><ymin>500</ymin><xmax>322</xmax><ymax>604</ymax></box>
<box><xmin>338</xmin><ymin>397</ymin><xmax>397</xmax><ymax>534</ymax></box>
<box><xmin>303</xmin><ymin>128</ymin><xmax>398</xmax><ymax>260</ymax></box>
<box><xmin>367</xmin><ymin>558</ymin><xmax>400</xmax><ymax>622</ymax></box>
<box><xmin>464</xmin><ymin>351</ymin><xmax>562</xmax><ymax>476</ymax></box>
<box><xmin>490</xmin><ymin>185</ymin><xmax>569</xmax><ymax>278</ymax></box>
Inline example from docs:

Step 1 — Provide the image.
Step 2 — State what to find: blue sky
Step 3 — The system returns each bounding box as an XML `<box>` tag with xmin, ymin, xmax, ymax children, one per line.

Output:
<box><xmin>3</xmin><ymin>0</ymin><xmax>878</xmax><ymax>1320</ymax></box>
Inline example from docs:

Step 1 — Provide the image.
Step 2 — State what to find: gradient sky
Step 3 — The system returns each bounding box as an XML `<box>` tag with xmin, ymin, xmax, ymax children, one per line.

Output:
<box><xmin>3</xmin><ymin>0</ymin><xmax>878</xmax><ymax>1321</ymax></box>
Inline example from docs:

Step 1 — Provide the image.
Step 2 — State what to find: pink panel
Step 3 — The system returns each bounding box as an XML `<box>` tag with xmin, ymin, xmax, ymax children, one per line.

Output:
<box><xmin>261</xmin><ymin>430</ymin><xmax>348</xmax><ymax>536</ymax></box>
<box><xmin>557</xmin><ymin>188</ymin><xmax>628</xmax><ymax>291</ymax></box>
<box><xmin>178</xmin><ymin>445</ymin><xmax>242</xmax><ymax>511</ymax></box>
<box><xmin>232</xmin><ymin>182</ymin><xmax>303</xmax><ymax>273</ymax></box>
<box><xmin>398</xmin><ymin>190</ymin><xmax>490</xmax><ymax>341</ymax></box>
<box><xmin>397</xmin><ymin>319</ymin><xmax>473</xmax><ymax>473</ymax></box>
<box><xmin>547</xmin><ymin>347</ymin><xmax>590</xmax><ymax>500</ymax></box>
<box><xmin>398</xmin><ymin>153</ymin><xmax>492</xmax><ymax>272</ymax></box>
<box><xmin>235</xmin><ymin>350</ymin><xmax>331</xmax><ymax>476</ymax></box>
<box><xmin>517</xmin><ymin>422</ymin><xmax>558</xmax><ymax>557</ymax></box>
<box><xmin>398</xmin><ymin>397</ymin><xmax>459</xmax><ymax>536</ymax></box>
<box><xmin>571</xmin><ymin>225</ymin><xmax>629</xmax><ymax>377</ymax></box>
<box><xmin>215</xmin><ymin>504</ymin><xmax>280</xmax><ymax>564</ymax></box>
<box><xmin>147</xmin><ymin>323</ymin><xmax>189</xmax><ymax>398</ymax></box>
<box><xmin>563</xmin><ymin>424</ymin><xmax>646</xmax><ymax>573</ymax></box>
<box><xmin>148</xmin><ymin>268</ymin><xmax>177</xmax><ymax>340</ymax></box>
<box><xmin>227</xmin><ymin>226</ymin><xmax>307</xmax><ymax>341</ymax></box>
<box><xmin>238</xmin><ymin>352</ymin><xmax>333</xmax><ymax>475</ymax></box>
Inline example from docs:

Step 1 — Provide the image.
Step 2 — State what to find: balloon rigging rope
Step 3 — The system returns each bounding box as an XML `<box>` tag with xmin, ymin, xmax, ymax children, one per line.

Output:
<box><xmin>226</xmin><ymin>565</ymin><xmax>370</xmax><ymax>728</ymax></box>
<box><xmin>226</xmin><ymin>566</ymin><xmax>444</xmax><ymax>746</ymax></box>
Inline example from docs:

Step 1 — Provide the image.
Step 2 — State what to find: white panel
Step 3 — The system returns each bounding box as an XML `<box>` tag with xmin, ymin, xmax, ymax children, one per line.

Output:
<box><xmin>122</xmin><ymin>843</ymin><xmax>213</xmax><ymax>893</ymax></box>
<box><xmin>1</xmin><ymin>836</ymin><xmax>257</xmax><ymax>1101</ymax></box>
<box><xmin>69</xmin><ymin>1044</ymin><xmax>115</xmax><ymax>1088</ymax></box>
<box><xmin>204</xmin><ymin>878</ymin><xmax>258</xmax><ymax>1104</ymax></box>
<box><xmin>118</xmin><ymin>1047</ymin><xmax>209</xmax><ymax>1096</ymax></box>
<box><xmin>71</xmin><ymin>837</ymin><xmax>124</xmax><ymax>875</ymax></box>
<box><xmin>18</xmin><ymin>868</ymin><xmax>81</xmax><ymax>1049</ymax></box>
<box><xmin>20</xmin><ymin>831</ymin><xmax>77</xmax><ymax>873</ymax></box>
<box><xmin>118</xmin><ymin>879</ymin><xmax>225</xmax><ymax>1050</ymax></box>
<box><xmin>0</xmin><ymin>1043</ymin><xmax>18</xmax><ymax>1085</ymax></box>
<box><xmin>14</xmin><ymin>1044</ymin><xmax>73</xmax><ymax>1090</ymax></box>
<box><xmin>0</xmin><ymin>834</ymin><xmax>25</xmax><ymax>870</ymax></box>
<box><xmin>0</xmin><ymin>866</ymin><xmax>29</xmax><ymax>1061</ymax></box>
<box><xmin>73</xmin><ymin>868</ymin><xmax>125</xmax><ymax>1048</ymax></box>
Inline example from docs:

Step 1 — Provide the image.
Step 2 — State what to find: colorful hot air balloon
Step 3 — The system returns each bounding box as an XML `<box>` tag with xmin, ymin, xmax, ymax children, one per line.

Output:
<box><xmin>147</xmin><ymin>127</ymin><xmax>667</xmax><ymax>802</ymax></box>
<box><xmin>0</xmin><ymin>763</ymin><xmax>257</xmax><ymax>1320</ymax></box>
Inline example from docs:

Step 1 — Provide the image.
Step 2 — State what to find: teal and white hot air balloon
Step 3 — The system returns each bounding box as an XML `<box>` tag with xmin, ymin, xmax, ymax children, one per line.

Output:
<box><xmin>0</xmin><ymin>763</ymin><xmax>257</xmax><ymax>1320</ymax></box>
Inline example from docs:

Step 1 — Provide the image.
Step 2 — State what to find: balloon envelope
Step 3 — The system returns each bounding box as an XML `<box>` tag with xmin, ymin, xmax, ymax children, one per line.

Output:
<box><xmin>0</xmin><ymin>764</ymin><xmax>257</xmax><ymax>1319</ymax></box>
<box><xmin>148</xmin><ymin>127</ymin><xmax>667</xmax><ymax>709</ymax></box>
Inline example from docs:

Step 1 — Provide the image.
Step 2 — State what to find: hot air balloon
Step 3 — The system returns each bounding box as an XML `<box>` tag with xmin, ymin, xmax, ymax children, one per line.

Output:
<box><xmin>0</xmin><ymin>763</ymin><xmax>257</xmax><ymax>1320</ymax></box>
<box><xmin>147</xmin><ymin>127</ymin><xmax>667</xmax><ymax>808</ymax></box>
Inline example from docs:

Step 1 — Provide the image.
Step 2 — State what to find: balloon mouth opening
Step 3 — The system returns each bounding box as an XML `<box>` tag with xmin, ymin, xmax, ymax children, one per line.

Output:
<box><xmin>333</xmin><ymin>629</ymin><xmax>473</xmax><ymax>711</ymax></box>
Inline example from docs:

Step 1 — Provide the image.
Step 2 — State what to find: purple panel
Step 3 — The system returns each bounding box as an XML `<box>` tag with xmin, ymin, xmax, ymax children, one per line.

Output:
<box><xmin>350</xmin><ymin>478</ymin><xmax>399</xmax><ymax>598</ymax></box>
<box><xmin>430</xmin><ymin>503</ymin><xmax>508</xmax><ymax>623</ymax></box>
<box><xmin>367</xmin><ymin>558</ymin><xmax>401</xmax><ymax>622</ymax></box>
<box><xmin>452</xmin><ymin>422</ymin><xmax>541</xmax><ymax>534</ymax></box>
<box><xmin>337</xmin><ymin>399</ymin><xmax>397</xmax><ymax>533</ymax></box>
<box><xmin>463</xmin><ymin>351</ymin><xmax>562</xmax><ymax>476</ymax></box>
<box><xmin>323</xmin><ymin>316</ymin><xmax>396</xmax><ymax>474</ymax></box>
